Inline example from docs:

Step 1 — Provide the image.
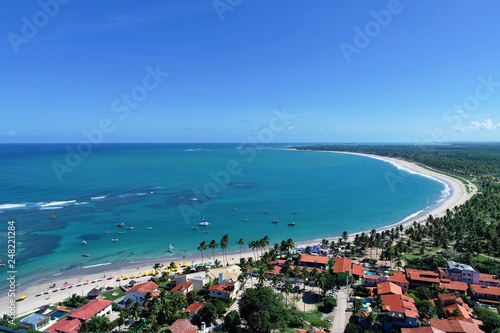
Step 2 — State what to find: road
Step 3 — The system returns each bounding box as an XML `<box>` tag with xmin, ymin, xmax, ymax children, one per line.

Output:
<box><xmin>331</xmin><ymin>288</ymin><xmax>348</xmax><ymax>333</ymax></box>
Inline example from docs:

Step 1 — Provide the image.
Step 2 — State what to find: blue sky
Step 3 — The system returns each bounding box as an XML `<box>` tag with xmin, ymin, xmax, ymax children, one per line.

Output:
<box><xmin>1</xmin><ymin>0</ymin><xmax>500</xmax><ymax>143</ymax></box>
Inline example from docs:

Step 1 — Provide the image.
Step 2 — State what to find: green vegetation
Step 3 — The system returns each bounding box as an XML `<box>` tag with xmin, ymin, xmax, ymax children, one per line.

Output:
<box><xmin>101</xmin><ymin>288</ymin><xmax>125</xmax><ymax>301</ymax></box>
<box><xmin>61</xmin><ymin>293</ymin><xmax>89</xmax><ymax>308</ymax></box>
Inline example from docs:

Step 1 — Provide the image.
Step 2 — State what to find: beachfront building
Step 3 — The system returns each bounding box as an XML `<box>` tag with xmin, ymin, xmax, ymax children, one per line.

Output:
<box><xmin>209</xmin><ymin>281</ymin><xmax>239</xmax><ymax>299</ymax></box>
<box><xmin>298</xmin><ymin>254</ymin><xmax>329</xmax><ymax>269</ymax></box>
<box><xmin>44</xmin><ymin>318</ymin><xmax>81</xmax><ymax>333</ymax></box>
<box><xmin>175</xmin><ymin>272</ymin><xmax>210</xmax><ymax>291</ymax></box>
<box><xmin>122</xmin><ymin>281</ymin><xmax>159</xmax><ymax>306</ymax></box>
<box><xmin>184</xmin><ymin>302</ymin><xmax>206</xmax><ymax>319</ymax></box>
<box><xmin>379</xmin><ymin>294</ymin><xmax>420</xmax><ymax>331</ymax></box>
<box><xmin>363</xmin><ymin>271</ymin><xmax>409</xmax><ymax>292</ymax></box>
<box><xmin>333</xmin><ymin>257</ymin><xmax>352</xmax><ymax>282</ymax></box>
<box><xmin>18</xmin><ymin>313</ymin><xmax>49</xmax><ymax>331</ymax></box>
<box><xmin>405</xmin><ymin>268</ymin><xmax>441</xmax><ymax>287</ymax></box>
<box><xmin>207</xmin><ymin>265</ymin><xmax>242</xmax><ymax>284</ymax></box>
<box><xmin>69</xmin><ymin>299</ymin><xmax>113</xmax><ymax>321</ymax></box>
<box><xmin>171</xmin><ymin>282</ymin><xmax>193</xmax><ymax>296</ymax></box>
<box><xmin>469</xmin><ymin>284</ymin><xmax>500</xmax><ymax>305</ymax></box>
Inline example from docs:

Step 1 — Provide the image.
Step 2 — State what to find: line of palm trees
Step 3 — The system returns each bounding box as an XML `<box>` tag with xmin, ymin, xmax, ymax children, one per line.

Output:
<box><xmin>197</xmin><ymin>234</ymin><xmax>231</xmax><ymax>267</ymax></box>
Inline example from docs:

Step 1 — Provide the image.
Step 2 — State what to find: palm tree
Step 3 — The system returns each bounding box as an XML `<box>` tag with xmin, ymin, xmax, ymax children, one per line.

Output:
<box><xmin>220</xmin><ymin>234</ymin><xmax>229</xmax><ymax>266</ymax></box>
<box><xmin>209</xmin><ymin>240</ymin><xmax>218</xmax><ymax>261</ymax></box>
<box><xmin>153</xmin><ymin>263</ymin><xmax>162</xmax><ymax>276</ymax></box>
<box><xmin>254</xmin><ymin>266</ymin><xmax>269</xmax><ymax>286</ymax></box>
<box><xmin>198</xmin><ymin>241</ymin><xmax>208</xmax><ymax>264</ymax></box>
<box><xmin>237</xmin><ymin>238</ymin><xmax>245</xmax><ymax>260</ymax></box>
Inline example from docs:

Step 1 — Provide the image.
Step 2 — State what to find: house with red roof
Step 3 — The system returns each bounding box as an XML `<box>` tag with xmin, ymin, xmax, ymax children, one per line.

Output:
<box><xmin>169</xmin><ymin>319</ymin><xmax>199</xmax><ymax>333</ymax></box>
<box><xmin>380</xmin><ymin>294</ymin><xmax>420</xmax><ymax>331</ymax></box>
<box><xmin>478</xmin><ymin>273</ymin><xmax>500</xmax><ymax>287</ymax></box>
<box><xmin>44</xmin><ymin>318</ymin><xmax>81</xmax><ymax>333</ymax></box>
<box><xmin>332</xmin><ymin>257</ymin><xmax>352</xmax><ymax>282</ymax></box>
<box><xmin>429</xmin><ymin>318</ymin><xmax>485</xmax><ymax>333</ymax></box>
<box><xmin>69</xmin><ymin>299</ymin><xmax>112</xmax><ymax>321</ymax></box>
<box><xmin>401</xmin><ymin>327</ymin><xmax>446</xmax><ymax>333</ymax></box>
<box><xmin>406</xmin><ymin>268</ymin><xmax>442</xmax><ymax>287</ymax></box>
<box><xmin>388</xmin><ymin>272</ymin><xmax>410</xmax><ymax>292</ymax></box>
<box><xmin>439</xmin><ymin>280</ymin><xmax>468</xmax><ymax>293</ymax></box>
<box><xmin>171</xmin><ymin>282</ymin><xmax>193</xmax><ymax>296</ymax></box>
<box><xmin>352</xmin><ymin>263</ymin><xmax>364</xmax><ymax>279</ymax></box>
<box><xmin>443</xmin><ymin>303</ymin><xmax>472</xmax><ymax>320</ymax></box>
<box><xmin>122</xmin><ymin>281</ymin><xmax>159</xmax><ymax>306</ymax></box>
<box><xmin>298</xmin><ymin>254</ymin><xmax>329</xmax><ymax>269</ymax></box>
<box><xmin>377</xmin><ymin>281</ymin><xmax>402</xmax><ymax>295</ymax></box>
<box><xmin>469</xmin><ymin>284</ymin><xmax>500</xmax><ymax>305</ymax></box>
<box><xmin>184</xmin><ymin>302</ymin><xmax>206</xmax><ymax>319</ymax></box>
<box><xmin>209</xmin><ymin>281</ymin><xmax>239</xmax><ymax>299</ymax></box>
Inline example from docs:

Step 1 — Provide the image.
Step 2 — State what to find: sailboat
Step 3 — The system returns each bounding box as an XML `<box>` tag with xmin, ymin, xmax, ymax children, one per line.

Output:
<box><xmin>168</xmin><ymin>243</ymin><xmax>175</xmax><ymax>252</ymax></box>
<box><xmin>199</xmin><ymin>211</ymin><xmax>210</xmax><ymax>226</ymax></box>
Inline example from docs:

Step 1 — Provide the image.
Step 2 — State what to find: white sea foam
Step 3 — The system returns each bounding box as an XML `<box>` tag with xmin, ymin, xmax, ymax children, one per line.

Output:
<box><xmin>40</xmin><ymin>206</ymin><xmax>63</xmax><ymax>210</ymax></box>
<box><xmin>75</xmin><ymin>202</ymin><xmax>89</xmax><ymax>205</ymax></box>
<box><xmin>40</xmin><ymin>200</ymin><xmax>76</xmax><ymax>208</ymax></box>
<box><xmin>82</xmin><ymin>263</ymin><xmax>111</xmax><ymax>269</ymax></box>
<box><xmin>91</xmin><ymin>196</ymin><xmax>106</xmax><ymax>200</ymax></box>
<box><xmin>0</xmin><ymin>203</ymin><xmax>27</xmax><ymax>210</ymax></box>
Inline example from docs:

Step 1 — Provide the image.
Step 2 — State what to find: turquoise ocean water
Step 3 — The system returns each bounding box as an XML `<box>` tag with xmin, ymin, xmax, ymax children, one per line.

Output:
<box><xmin>0</xmin><ymin>143</ymin><xmax>446</xmax><ymax>289</ymax></box>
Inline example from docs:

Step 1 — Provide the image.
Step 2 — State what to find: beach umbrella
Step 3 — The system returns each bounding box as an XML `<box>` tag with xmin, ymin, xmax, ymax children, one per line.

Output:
<box><xmin>128</xmin><ymin>280</ymin><xmax>137</xmax><ymax>286</ymax></box>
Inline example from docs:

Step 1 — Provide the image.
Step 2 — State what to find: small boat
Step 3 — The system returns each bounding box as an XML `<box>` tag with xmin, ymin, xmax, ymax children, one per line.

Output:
<box><xmin>82</xmin><ymin>253</ymin><xmax>90</xmax><ymax>257</ymax></box>
<box><xmin>50</xmin><ymin>214</ymin><xmax>56</xmax><ymax>219</ymax></box>
<box><xmin>199</xmin><ymin>211</ymin><xmax>210</xmax><ymax>226</ymax></box>
<box><xmin>288</xmin><ymin>222</ymin><xmax>296</xmax><ymax>226</ymax></box>
<box><xmin>242</xmin><ymin>218</ymin><xmax>248</xmax><ymax>222</ymax></box>
<box><xmin>292</xmin><ymin>212</ymin><xmax>298</xmax><ymax>215</ymax></box>
<box><xmin>203</xmin><ymin>230</ymin><xmax>209</xmax><ymax>233</ymax></box>
<box><xmin>191</xmin><ymin>226</ymin><xmax>199</xmax><ymax>230</ymax></box>
<box><xmin>126</xmin><ymin>226</ymin><xmax>134</xmax><ymax>230</ymax></box>
<box><xmin>146</xmin><ymin>227</ymin><xmax>153</xmax><ymax>230</ymax></box>
<box><xmin>272</xmin><ymin>220</ymin><xmax>278</xmax><ymax>224</ymax></box>
<box><xmin>232</xmin><ymin>208</ymin><xmax>237</xmax><ymax>211</ymax></box>
<box><xmin>168</xmin><ymin>243</ymin><xmax>175</xmax><ymax>252</ymax></box>
<box><xmin>81</xmin><ymin>240</ymin><xmax>87</xmax><ymax>245</ymax></box>
<box><xmin>117</xmin><ymin>231</ymin><xmax>124</xmax><ymax>234</ymax></box>
<box><xmin>263</xmin><ymin>211</ymin><xmax>269</xmax><ymax>214</ymax></box>
<box><xmin>112</xmin><ymin>238</ymin><xmax>119</xmax><ymax>242</ymax></box>
<box><xmin>117</xmin><ymin>222</ymin><xmax>125</xmax><ymax>227</ymax></box>
<box><xmin>104</xmin><ymin>231</ymin><xmax>110</xmax><ymax>234</ymax></box>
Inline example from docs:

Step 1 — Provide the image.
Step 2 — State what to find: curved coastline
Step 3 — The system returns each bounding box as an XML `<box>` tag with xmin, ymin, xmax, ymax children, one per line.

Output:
<box><xmin>0</xmin><ymin>152</ymin><xmax>477</xmax><ymax>316</ymax></box>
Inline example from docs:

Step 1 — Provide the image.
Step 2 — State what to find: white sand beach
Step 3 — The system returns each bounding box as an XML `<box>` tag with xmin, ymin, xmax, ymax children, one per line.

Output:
<box><xmin>0</xmin><ymin>153</ymin><xmax>477</xmax><ymax>317</ymax></box>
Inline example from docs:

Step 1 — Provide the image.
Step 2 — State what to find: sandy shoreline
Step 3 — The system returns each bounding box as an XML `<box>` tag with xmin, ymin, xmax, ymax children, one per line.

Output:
<box><xmin>0</xmin><ymin>152</ymin><xmax>477</xmax><ymax>317</ymax></box>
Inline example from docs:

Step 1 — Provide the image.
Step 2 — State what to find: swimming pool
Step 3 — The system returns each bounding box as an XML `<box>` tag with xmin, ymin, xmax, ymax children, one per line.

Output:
<box><xmin>364</xmin><ymin>271</ymin><xmax>378</xmax><ymax>276</ymax></box>
<box><xmin>49</xmin><ymin>310</ymin><xmax>69</xmax><ymax>320</ymax></box>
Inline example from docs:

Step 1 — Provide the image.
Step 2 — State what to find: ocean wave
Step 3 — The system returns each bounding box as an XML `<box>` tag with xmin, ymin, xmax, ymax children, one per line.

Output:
<box><xmin>0</xmin><ymin>203</ymin><xmax>27</xmax><ymax>210</ymax></box>
<box><xmin>75</xmin><ymin>202</ymin><xmax>90</xmax><ymax>205</ymax></box>
<box><xmin>91</xmin><ymin>196</ymin><xmax>106</xmax><ymax>200</ymax></box>
<box><xmin>40</xmin><ymin>200</ymin><xmax>76</xmax><ymax>208</ymax></box>
<box><xmin>40</xmin><ymin>206</ymin><xmax>63</xmax><ymax>210</ymax></box>
<box><xmin>82</xmin><ymin>263</ymin><xmax>111</xmax><ymax>269</ymax></box>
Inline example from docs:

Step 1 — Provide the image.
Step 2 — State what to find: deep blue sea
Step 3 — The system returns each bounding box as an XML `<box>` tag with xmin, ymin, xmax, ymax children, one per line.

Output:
<box><xmin>0</xmin><ymin>143</ymin><xmax>446</xmax><ymax>288</ymax></box>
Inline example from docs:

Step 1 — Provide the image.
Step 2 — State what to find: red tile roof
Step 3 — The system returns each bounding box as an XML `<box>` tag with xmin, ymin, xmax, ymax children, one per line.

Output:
<box><xmin>388</xmin><ymin>272</ymin><xmax>409</xmax><ymax>284</ymax></box>
<box><xmin>70</xmin><ymin>299</ymin><xmax>112</xmax><ymax>321</ymax></box>
<box><xmin>45</xmin><ymin>318</ymin><xmax>81</xmax><ymax>333</ymax></box>
<box><xmin>479</xmin><ymin>273</ymin><xmax>500</xmax><ymax>285</ymax></box>
<box><xmin>469</xmin><ymin>284</ymin><xmax>500</xmax><ymax>296</ymax></box>
<box><xmin>364</xmin><ymin>274</ymin><xmax>381</xmax><ymax>280</ymax></box>
<box><xmin>406</xmin><ymin>268</ymin><xmax>441</xmax><ymax>284</ymax></box>
<box><xmin>171</xmin><ymin>282</ymin><xmax>193</xmax><ymax>293</ymax></box>
<box><xmin>439</xmin><ymin>281</ymin><xmax>468</xmax><ymax>292</ymax></box>
<box><xmin>352</xmin><ymin>264</ymin><xmax>364</xmax><ymax>276</ymax></box>
<box><xmin>267</xmin><ymin>265</ymin><xmax>282</xmax><ymax>275</ymax></box>
<box><xmin>443</xmin><ymin>303</ymin><xmax>471</xmax><ymax>319</ymax></box>
<box><xmin>333</xmin><ymin>257</ymin><xmax>352</xmax><ymax>274</ymax></box>
<box><xmin>209</xmin><ymin>281</ymin><xmax>236</xmax><ymax>294</ymax></box>
<box><xmin>184</xmin><ymin>302</ymin><xmax>205</xmax><ymax>314</ymax></box>
<box><xmin>401</xmin><ymin>327</ymin><xmax>441</xmax><ymax>333</ymax></box>
<box><xmin>126</xmin><ymin>281</ymin><xmax>159</xmax><ymax>295</ymax></box>
<box><xmin>381</xmin><ymin>294</ymin><xmax>419</xmax><ymax>319</ymax></box>
<box><xmin>438</xmin><ymin>293</ymin><xmax>460</xmax><ymax>303</ymax></box>
<box><xmin>170</xmin><ymin>319</ymin><xmax>198</xmax><ymax>333</ymax></box>
<box><xmin>299</xmin><ymin>254</ymin><xmax>329</xmax><ymax>265</ymax></box>
<box><xmin>377</xmin><ymin>282</ymin><xmax>402</xmax><ymax>295</ymax></box>
<box><xmin>429</xmin><ymin>318</ymin><xmax>485</xmax><ymax>333</ymax></box>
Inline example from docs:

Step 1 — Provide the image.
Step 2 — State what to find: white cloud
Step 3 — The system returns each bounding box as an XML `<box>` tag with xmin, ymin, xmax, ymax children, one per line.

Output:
<box><xmin>1</xmin><ymin>130</ymin><xmax>16</xmax><ymax>137</ymax></box>
<box><xmin>455</xmin><ymin>119</ymin><xmax>500</xmax><ymax>132</ymax></box>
